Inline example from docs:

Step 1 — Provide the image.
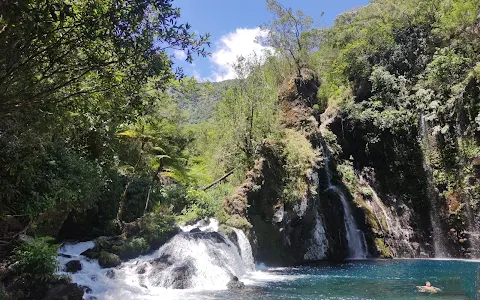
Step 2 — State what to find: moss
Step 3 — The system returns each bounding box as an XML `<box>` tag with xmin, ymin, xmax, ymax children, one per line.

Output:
<box><xmin>336</xmin><ymin>161</ymin><xmax>357</xmax><ymax>193</ymax></box>
<box><xmin>355</xmin><ymin>193</ymin><xmax>381</xmax><ymax>233</ymax></box>
<box><xmin>375</xmin><ymin>238</ymin><xmax>393</xmax><ymax>258</ymax></box>
<box><xmin>225</xmin><ymin>214</ymin><xmax>252</xmax><ymax>231</ymax></box>
<box><xmin>281</xmin><ymin>129</ymin><xmax>317</xmax><ymax>205</ymax></box>
<box><xmin>218</xmin><ymin>224</ymin><xmax>234</xmax><ymax>236</ymax></box>
<box><xmin>98</xmin><ymin>251</ymin><xmax>121</xmax><ymax>268</ymax></box>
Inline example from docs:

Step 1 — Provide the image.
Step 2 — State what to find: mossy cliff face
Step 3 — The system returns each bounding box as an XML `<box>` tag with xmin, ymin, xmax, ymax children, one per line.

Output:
<box><xmin>224</xmin><ymin>68</ymin><xmax>480</xmax><ymax>264</ymax></box>
<box><xmin>223</xmin><ymin>73</ymin><xmax>353</xmax><ymax>265</ymax></box>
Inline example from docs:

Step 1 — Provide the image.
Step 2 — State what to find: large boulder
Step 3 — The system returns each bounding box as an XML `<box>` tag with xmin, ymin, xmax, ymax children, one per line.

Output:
<box><xmin>98</xmin><ymin>252</ymin><xmax>121</xmax><ymax>268</ymax></box>
<box><xmin>43</xmin><ymin>283</ymin><xmax>84</xmax><ymax>300</ymax></box>
<box><xmin>65</xmin><ymin>260</ymin><xmax>82</xmax><ymax>273</ymax></box>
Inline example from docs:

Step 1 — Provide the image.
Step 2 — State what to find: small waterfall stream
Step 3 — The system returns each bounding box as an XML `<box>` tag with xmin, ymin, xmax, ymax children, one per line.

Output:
<box><xmin>361</xmin><ymin>178</ymin><xmax>416</xmax><ymax>257</ymax></box>
<box><xmin>320</xmin><ymin>139</ymin><xmax>367</xmax><ymax>259</ymax></box>
<box><xmin>419</xmin><ymin>114</ymin><xmax>448</xmax><ymax>257</ymax></box>
<box><xmin>232</xmin><ymin>228</ymin><xmax>255</xmax><ymax>271</ymax></box>
<box><xmin>57</xmin><ymin>219</ymin><xmax>257</xmax><ymax>299</ymax></box>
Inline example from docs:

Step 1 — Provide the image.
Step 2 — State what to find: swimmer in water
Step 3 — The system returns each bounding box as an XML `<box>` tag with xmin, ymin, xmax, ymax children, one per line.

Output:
<box><xmin>416</xmin><ymin>281</ymin><xmax>442</xmax><ymax>293</ymax></box>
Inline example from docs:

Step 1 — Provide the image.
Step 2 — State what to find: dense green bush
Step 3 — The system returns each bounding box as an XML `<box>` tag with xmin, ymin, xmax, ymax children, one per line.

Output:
<box><xmin>12</xmin><ymin>237</ymin><xmax>59</xmax><ymax>284</ymax></box>
<box><xmin>112</xmin><ymin>237</ymin><xmax>149</xmax><ymax>260</ymax></box>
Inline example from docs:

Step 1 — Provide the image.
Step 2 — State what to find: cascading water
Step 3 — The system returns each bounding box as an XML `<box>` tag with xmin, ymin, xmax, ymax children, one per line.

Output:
<box><xmin>361</xmin><ymin>178</ymin><xmax>416</xmax><ymax>257</ymax></box>
<box><xmin>320</xmin><ymin>138</ymin><xmax>367</xmax><ymax>259</ymax></box>
<box><xmin>57</xmin><ymin>219</ymin><xmax>259</xmax><ymax>299</ymax></box>
<box><xmin>419</xmin><ymin>114</ymin><xmax>448</xmax><ymax>257</ymax></box>
<box><xmin>232</xmin><ymin>228</ymin><xmax>255</xmax><ymax>271</ymax></box>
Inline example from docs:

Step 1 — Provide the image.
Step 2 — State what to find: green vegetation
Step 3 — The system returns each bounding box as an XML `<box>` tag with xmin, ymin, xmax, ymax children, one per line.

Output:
<box><xmin>10</xmin><ymin>237</ymin><xmax>59</xmax><ymax>297</ymax></box>
<box><xmin>1</xmin><ymin>0</ymin><xmax>479</xmax><ymax>289</ymax></box>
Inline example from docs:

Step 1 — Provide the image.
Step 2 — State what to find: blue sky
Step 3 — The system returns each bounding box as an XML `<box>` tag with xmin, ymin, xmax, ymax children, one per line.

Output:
<box><xmin>172</xmin><ymin>0</ymin><xmax>370</xmax><ymax>82</ymax></box>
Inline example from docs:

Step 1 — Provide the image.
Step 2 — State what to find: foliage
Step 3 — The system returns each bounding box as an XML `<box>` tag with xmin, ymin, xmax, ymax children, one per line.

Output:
<box><xmin>260</xmin><ymin>0</ymin><xmax>320</xmax><ymax>76</ymax></box>
<box><xmin>111</xmin><ymin>237</ymin><xmax>149</xmax><ymax>260</ymax></box>
<box><xmin>13</xmin><ymin>237</ymin><xmax>59</xmax><ymax>284</ymax></box>
<box><xmin>281</xmin><ymin>129</ymin><xmax>317</xmax><ymax>205</ymax></box>
<box><xmin>137</xmin><ymin>212</ymin><xmax>178</xmax><ymax>248</ymax></box>
<box><xmin>0</xmin><ymin>0</ymin><xmax>209</xmax><ymax>237</ymax></box>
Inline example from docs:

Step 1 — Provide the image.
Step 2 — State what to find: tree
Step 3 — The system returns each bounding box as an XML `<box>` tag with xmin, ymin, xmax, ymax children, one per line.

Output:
<box><xmin>0</xmin><ymin>0</ymin><xmax>209</xmax><ymax>238</ymax></box>
<box><xmin>214</xmin><ymin>53</ymin><xmax>279</xmax><ymax>168</ymax></box>
<box><xmin>260</xmin><ymin>0</ymin><xmax>319</xmax><ymax>76</ymax></box>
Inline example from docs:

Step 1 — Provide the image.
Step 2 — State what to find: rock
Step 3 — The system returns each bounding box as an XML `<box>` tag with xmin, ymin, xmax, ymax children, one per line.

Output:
<box><xmin>18</xmin><ymin>234</ymin><xmax>34</xmax><ymax>245</ymax></box>
<box><xmin>136</xmin><ymin>264</ymin><xmax>147</xmax><ymax>274</ymax></box>
<box><xmin>65</xmin><ymin>260</ymin><xmax>82</xmax><ymax>273</ymax></box>
<box><xmin>43</xmin><ymin>283</ymin><xmax>84</xmax><ymax>300</ymax></box>
<box><xmin>227</xmin><ymin>276</ymin><xmax>245</xmax><ymax>290</ymax></box>
<box><xmin>98</xmin><ymin>251</ymin><xmax>121</xmax><ymax>268</ymax></box>
<box><xmin>105</xmin><ymin>270</ymin><xmax>115</xmax><ymax>279</ymax></box>
<box><xmin>149</xmin><ymin>259</ymin><xmax>196</xmax><ymax>289</ymax></box>
<box><xmin>168</xmin><ymin>261</ymin><xmax>197</xmax><ymax>289</ymax></box>
<box><xmin>189</xmin><ymin>228</ymin><xmax>201</xmax><ymax>233</ymax></box>
<box><xmin>0</xmin><ymin>262</ymin><xmax>10</xmax><ymax>281</ymax></box>
<box><xmin>79</xmin><ymin>285</ymin><xmax>92</xmax><ymax>294</ymax></box>
<box><xmin>59</xmin><ymin>253</ymin><xmax>72</xmax><ymax>258</ymax></box>
<box><xmin>81</xmin><ymin>248</ymin><xmax>99</xmax><ymax>259</ymax></box>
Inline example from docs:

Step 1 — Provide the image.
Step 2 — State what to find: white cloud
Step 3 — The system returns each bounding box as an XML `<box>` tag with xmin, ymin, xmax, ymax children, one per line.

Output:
<box><xmin>210</xmin><ymin>27</ymin><xmax>273</xmax><ymax>82</ymax></box>
<box><xmin>173</xmin><ymin>49</ymin><xmax>187</xmax><ymax>61</ymax></box>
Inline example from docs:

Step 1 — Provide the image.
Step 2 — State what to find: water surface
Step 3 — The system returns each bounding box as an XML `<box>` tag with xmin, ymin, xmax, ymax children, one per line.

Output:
<box><xmin>194</xmin><ymin>259</ymin><xmax>479</xmax><ymax>300</ymax></box>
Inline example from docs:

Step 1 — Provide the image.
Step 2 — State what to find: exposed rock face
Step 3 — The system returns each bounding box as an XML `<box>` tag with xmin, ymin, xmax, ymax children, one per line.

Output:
<box><xmin>223</xmin><ymin>73</ymin><xmax>352</xmax><ymax>265</ymax></box>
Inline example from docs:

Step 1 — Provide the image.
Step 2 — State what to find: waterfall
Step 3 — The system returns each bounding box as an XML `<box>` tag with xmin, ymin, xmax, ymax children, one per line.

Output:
<box><xmin>362</xmin><ymin>179</ymin><xmax>416</xmax><ymax>257</ymax></box>
<box><xmin>57</xmin><ymin>219</ymin><xmax>257</xmax><ymax>299</ymax></box>
<box><xmin>454</xmin><ymin>108</ymin><xmax>480</xmax><ymax>257</ymax></box>
<box><xmin>146</xmin><ymin>231</ymin><xmax>246</xmax><ymax>289</ymax></box>
<box><xmin>232</xmin><ymin>228</ymin><xmax>255</xmax><ymax>271</ymax></box>
<box><xmin>304</xmin><ymin>210</ymin><xmax>328</xmax><ymax>260</ymax></box>
<box><xmin>320</xmin><ymin>138</ymin><xmax>367</xmax><ymax>259</ymax></box>
<box><xmin>419</xmin><ymin>114</ymin><xmax>448</xmax><ymax>257</ymax></box>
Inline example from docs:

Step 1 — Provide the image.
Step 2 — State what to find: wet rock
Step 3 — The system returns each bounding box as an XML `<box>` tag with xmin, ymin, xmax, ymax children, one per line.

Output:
<box><xmin>136</xmin><ymin>263</ymin><xmax>147</xmax><ymax>274</ymax></box>
<box><xmin>65</xmin><ymin>260</ymin><xmax>82</xmax><ymax>273</ymax></box>
<box><xmin>81</xmin><ymin>248</ymin><xmax>99</xmax><ymax>259</ymax></box>
<box><xmin>169</xmin><ymin>261</ymin><xmax>197</xmax><ymax>289</ymax></box>
<box><xmin>105</xmin><ymin>270</ymin><xmax>115</xmax><ymax>279</ymax></box>
<box><xmin>43</xmin><ymin>283</ymin><xmax>84</xmax><ymax>300</ymax></box>
<box><xmin>227</xmin><ymin>276</ymin><xmax>245</xmax><ymax>290</ymax></box>
<box><xmin>189</xmin><ymin>228</ymin><xmax>201</xmax><ymax>233</ymax></box>
<box><xmin>80</xmin><ymin>285</ymin><xmax>92</xmax><ymax>294</ymax></box>
<box><xmin>59</xmin><ymin>253</ymin><xmax>72</xmax><ymax>258</ymax></box>
<box><xmin>98</xmin><ymin>251</ymin><xmax>121</xmax><ymax>268</ymax></box>
<box><xmin>149</xmin><ymin>259</ymin><xmax>196</xmax><ymax>289</ymax></box>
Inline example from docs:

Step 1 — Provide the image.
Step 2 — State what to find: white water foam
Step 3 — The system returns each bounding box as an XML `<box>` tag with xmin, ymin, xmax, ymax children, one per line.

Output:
<box><xmin>179</xmin><ymin>218</ymin><xmax>219</xmax><ymax>232</ymax></box>
<box><xmin>57</xmin><ymin>220</ymin><xmax>283</xmax><ymax>299</ymax></box>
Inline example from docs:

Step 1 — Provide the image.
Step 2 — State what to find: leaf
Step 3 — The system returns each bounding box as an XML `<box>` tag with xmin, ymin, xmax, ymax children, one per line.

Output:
<box><xmin>116</xmin><ymin>130</ymin><xmax>139</xmax><ymax>138</ymax></box>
